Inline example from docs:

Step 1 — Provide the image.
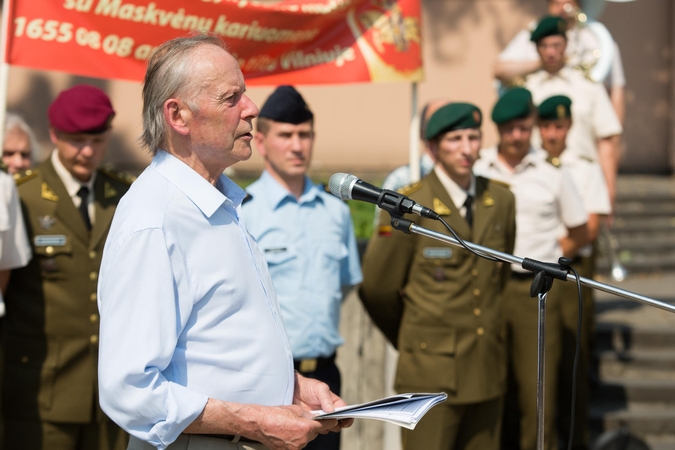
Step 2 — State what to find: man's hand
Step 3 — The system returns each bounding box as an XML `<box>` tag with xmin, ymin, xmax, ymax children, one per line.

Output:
<box><xmin>254</xmin><ymin>404</ymin><xmax>339</xmax><ymax>450</ymax></box>
<box><xmin>293</xmin><ymin>372</ymin><xmax>354</xmax><ymax>432</ymax></box>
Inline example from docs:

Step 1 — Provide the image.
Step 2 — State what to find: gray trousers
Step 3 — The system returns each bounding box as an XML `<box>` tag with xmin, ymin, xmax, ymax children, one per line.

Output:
<box><xmin>128</xmin><ymin>435</ymin><xmax>267</xmax><ymax>450</ymax></box>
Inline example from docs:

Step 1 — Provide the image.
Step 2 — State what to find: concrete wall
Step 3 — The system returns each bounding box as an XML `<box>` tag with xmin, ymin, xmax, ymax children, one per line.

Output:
<box><xmin>5</xmin><ymin>0</ymin><xmax>672</xmax><ymax>176</ymax></box>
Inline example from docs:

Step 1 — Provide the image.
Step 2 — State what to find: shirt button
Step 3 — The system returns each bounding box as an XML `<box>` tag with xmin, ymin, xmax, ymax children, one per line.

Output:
<box><xmin>90</xmin><ymin>314</ymin><xmax>98</xmax><ymax>323</ymax></box>
<box><xmin>473</xmin><ymin>288</ymin><xmax>481</xmax><ymax>297</ymax></box>
<box><xmin>90</xmin><ymin>335</ymin><xmax>98</xmax><ymax>345</ymax></box>
<box><xmin>471</xmin><ymin>269</ymin><xmax>478</xmax><ymax>277</ymax></box>
<box><xmin>477</xmin><ymin>327</ymin><xmax>485</xmax><ymax>336</ymax></box>
<box><xmin>89</xmin><ymin>251</ymin><xmax>97</xmax><ymax>260</ymax></box>
<box><xmin>420</xmin><ymin>342</ymin><xmax>427</xmax><ymax>350</ymax></box>
<box><xmin>45</xmin><ymin>246</ymin><xmax>54</xmax><ymax>255</ymax></box>
<box><xmin>90</xmin><ymin>293</ymin><xmax>97</xmax><ymax>302</ymax></box>
<box><xmin>89</xmin><ymin>272</ymin><xmax>98</xmax><ymax>282</ymax></box>
<box><xmin>474</xmin><ymin>308</ymin><xmax>482</xmax><ymax>316</ymax></box>
<box><xmin>21</xmin><ymin>356</ymin><xmax>29</xmax><ymax>363</ymax></box>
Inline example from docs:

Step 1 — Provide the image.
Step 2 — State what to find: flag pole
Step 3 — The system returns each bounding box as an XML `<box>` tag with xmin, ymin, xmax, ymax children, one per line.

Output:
<box><xmin>0</xmin><ymin>0</ymin><xmax>13</xmax><ymax>149</ymax></box>
<box><xmin>408</xmin><ymin>82</ymin><xmax>420</xmax><ymax>183</ymax></box>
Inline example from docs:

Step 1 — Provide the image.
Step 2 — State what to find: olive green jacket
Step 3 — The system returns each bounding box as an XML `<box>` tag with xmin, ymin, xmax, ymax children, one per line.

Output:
<box><xmin>359</xmin><ymin>171</ymin><xmax>516</xmax><ymax>404</ymax></box>
<box><xmin>4</xmin><ymin>157</ymin><xmax>131</xmax><ymax>423</ymax></box>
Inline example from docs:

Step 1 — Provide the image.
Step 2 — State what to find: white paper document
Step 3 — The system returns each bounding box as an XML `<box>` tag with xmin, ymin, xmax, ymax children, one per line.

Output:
<box><xmin>312</xmin><ymin>392</ymin><xmax>448</xmax><ymax>430</ymax></box>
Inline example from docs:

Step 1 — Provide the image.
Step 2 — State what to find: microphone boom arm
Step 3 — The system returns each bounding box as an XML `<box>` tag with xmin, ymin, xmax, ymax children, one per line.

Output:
<box><xmin>404</xmin><ymin>220</ymin><xmax>675</xmax><ymax>314</ymax></box>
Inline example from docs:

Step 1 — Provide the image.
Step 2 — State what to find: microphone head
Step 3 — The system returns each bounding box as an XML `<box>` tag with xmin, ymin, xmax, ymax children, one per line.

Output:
<box><xmin>328</xmin><ymin>173</ymin><xmax>357</xmax><ymax>200</ymax></box>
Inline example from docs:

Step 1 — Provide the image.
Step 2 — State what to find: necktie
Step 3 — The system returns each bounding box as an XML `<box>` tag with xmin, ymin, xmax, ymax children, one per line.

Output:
<box><xmin>77</xmin><ymin>186</ymin><xmax>91</xmax><ymax>231</ymax></box>
<box><xmin>463</xmin><ymin>195</ymin><xmax>473</xmax><ymax>227</ymax></box>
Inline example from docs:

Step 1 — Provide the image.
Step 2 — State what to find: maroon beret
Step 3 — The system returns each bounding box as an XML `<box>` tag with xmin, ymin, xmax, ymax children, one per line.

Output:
<box><xmin>48</xmin><ymin>85</ymin><xmax>115</xmax><ymax>134</ymax></box>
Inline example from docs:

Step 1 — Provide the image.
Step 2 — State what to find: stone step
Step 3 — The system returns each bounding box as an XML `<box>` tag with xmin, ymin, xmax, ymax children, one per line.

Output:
<box><xmin>592</xmin><ymin>379</ymin><xmax>675</xmax><ymax>405</ymax></box>
<box><xmin>590</xmin><ymin>404</ymin><xmax>675</xmax><ymax>436</ymax></box>
<box><xmin>597</xmin><ymin>349</ymin><xmax>675</xmax><ymax>379</ymax></box>
<box><xmin>594</xmin><ymin>323</ymin><xmax>675</xmax><ymax>352</ymax></box>
<box><xmin>596</xmin><ymin>253</ymin><xmax>675</xmax><ymax>274</ymax></box>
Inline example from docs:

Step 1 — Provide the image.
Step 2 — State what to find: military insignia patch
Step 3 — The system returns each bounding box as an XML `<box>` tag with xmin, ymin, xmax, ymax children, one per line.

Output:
<box><xmin>34</xmin><ymin>235</ymin><xmax>67</xmax><ymax>247</ymax></box>
<box><xmin>556</xmin><ymin>104</ymin><xmax>566</xmax><ymax>119</ymax></box>
<box><xmin>482</xmin><ymin>191</ymin><xmax>495</xmax><ymax>207</ymax></box>
<box><xmin>38</xmin><ymin>215</ymin><xmax>56</xmax><ymax>230</ymax></box>
<box><xmin>378</xmin><ymin>225</ymin><xmax>393</xmax><ymax>237</ymax></box>
<box><xmin>41</xmin><ymin>183</ymin><xmax>59</xmax><ymax>201</ymax></box>
<box><xmin>432</xmin><ymin>198</ymin><xmax>451</xmax><ymax>216</ymax></box>
<box><xmin>104</xmin><ymin>182</ymin><xmax>118</xmax><ymax>199</ymax></box>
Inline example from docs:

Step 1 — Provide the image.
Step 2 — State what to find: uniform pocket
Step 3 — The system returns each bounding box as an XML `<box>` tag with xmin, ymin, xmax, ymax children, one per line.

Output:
<box><xmin>396</xmin><ymin>324</ymin><xmax>457</xmax><ymax>391</ymax></box>
<box><xmin>4</xmin><ymin>337</ymin><xmax>59</xmax><ymax>417</ymax></box>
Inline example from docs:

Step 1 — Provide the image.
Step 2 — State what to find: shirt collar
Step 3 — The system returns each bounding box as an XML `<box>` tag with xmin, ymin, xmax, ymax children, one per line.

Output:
<box><xmin>433</xmin><ymin>165</ymin><xmax>475</xmax><ymax>208</ymax></box>
<box><xmin>480</xmin><ymin>146</ymin><xmax>541</xmax><ymax>174</ymax></box>
<box><xmin>259</xmin><ymin>170</ymin><xmax>321</xmax><ymax>210</ymax></box>
<box><xmin>51</xmin><ymin>149</ymin><xmax>96</xmax><ymax>198</ymax></box>
<box><xmin>151</xmin><ymin>150</ymin><xmax>245</xmax><ymax>217</ymax></box>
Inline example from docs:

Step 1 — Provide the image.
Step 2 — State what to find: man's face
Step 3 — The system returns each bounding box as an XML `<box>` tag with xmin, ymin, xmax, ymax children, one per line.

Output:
<box><xmin>186</xmin><ymin>45</ymin><xmax>259</xmax><ymax>169</ymax></box>
<box><xmin>255</xmin><ymin>120</ymin><xmax>314</xmax><ymax>180</ymax></box>
<box><xmin>548</xmin><ymin>0</ymin><xmax>579</xmax><ymax>18</ymax></box>
<box><xmin>3</xmin><ymin>127</ymin><xmax>32</xmax><ymax>175</ymax></box>
<box><xmin>537</xmin><ymin>35</ymin><xmax>567</xmax><ymax>72</ymax></box>
<box><xmin>50</xmin><ymin>128</ymin><xmax>109</xmax><ymax>182</ymax></box>
<box><xmin>497</xmin><ymin>116</ymin><xmax>535</xmax><ymax>160</ymax></box>
<box><xmin>430</xmin><ymin>128</ymin><xmax>481</xmax><ymax>182</ymax></box>
<box><xmin>539</xmin><ymin>118</ymin><xmax>572</xmax><ymax>156</ymax></box>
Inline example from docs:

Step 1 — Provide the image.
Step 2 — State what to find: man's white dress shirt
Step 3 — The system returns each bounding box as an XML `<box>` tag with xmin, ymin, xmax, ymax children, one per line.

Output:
<box><xmin>98</xmin><ymin>151</ymin><xmax>294</xmax><ymax>449</ymax></box>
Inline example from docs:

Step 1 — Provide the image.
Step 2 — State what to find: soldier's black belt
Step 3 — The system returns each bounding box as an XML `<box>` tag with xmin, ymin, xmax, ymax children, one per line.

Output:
<box><xmin>294</xmin><ymin>353</ymin><xmax>336</xmax><ymax>374</ymax></box>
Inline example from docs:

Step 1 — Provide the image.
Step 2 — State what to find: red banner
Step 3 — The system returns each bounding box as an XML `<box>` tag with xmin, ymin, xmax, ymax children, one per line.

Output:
<box><xmin>4</xmin><ymin>0</ymin><xmax>422</xmax><ymax>85</ymax></box>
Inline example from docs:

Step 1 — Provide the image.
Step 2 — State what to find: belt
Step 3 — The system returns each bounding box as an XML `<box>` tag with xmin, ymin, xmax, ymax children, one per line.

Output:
<box><xmin>293</xmin><ymin>353</ymin><xmax>336</xmax><ymax>374</ymax></box>
<box><xmin>511</xmin><ymin>271</ymin><xmax>535</xmax><ymax>280</ymax></box>
<box><xmin>188</xmin><ymin>434</ymin><xmax>260</xmax><ymax>444</ymax></box>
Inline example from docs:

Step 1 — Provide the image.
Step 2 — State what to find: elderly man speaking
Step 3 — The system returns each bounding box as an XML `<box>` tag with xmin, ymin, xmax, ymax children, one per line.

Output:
<box><xmin>97</xmin><ymin>33</ymin><xmax>351</xmax><ymax>450</ymax></box>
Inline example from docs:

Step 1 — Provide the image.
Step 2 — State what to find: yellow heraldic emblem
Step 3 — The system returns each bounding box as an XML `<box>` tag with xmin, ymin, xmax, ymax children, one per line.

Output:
<box><xmin>556</xmin><ymin>104</ymin><xmax>566</xmax><ymax>119</ymax></box>
<box><xmin>41</xmin><ymin>183</ymin><xmax>59</xmax><ymax>202</ymax></box>
<box><xmin>482</xmin><ymin>191</ymin><xmax>495</xmax><ymax>207</ymax></box>
<box><xmin>104</xmin><ymin>182</ymin><xmax>118</xmax><ymax>199</ymax></box>
<box><xmin>433</xmin><ymin>198</ymin><xmax>451</xmax><ymax>216</ymax></box>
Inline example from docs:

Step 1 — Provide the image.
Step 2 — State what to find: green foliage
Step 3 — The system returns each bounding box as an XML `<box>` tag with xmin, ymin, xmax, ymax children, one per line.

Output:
<box><xmin>347</xmin><ymin>200</ymin><xmax>377</xmax><ymax>240</ymax></box>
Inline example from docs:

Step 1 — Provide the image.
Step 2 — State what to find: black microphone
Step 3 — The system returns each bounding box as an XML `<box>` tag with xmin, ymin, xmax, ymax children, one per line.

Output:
<box><xmin>328</xmin><ymin>173</ymin><xmax>439</xmax><ymax>220</ymax></box>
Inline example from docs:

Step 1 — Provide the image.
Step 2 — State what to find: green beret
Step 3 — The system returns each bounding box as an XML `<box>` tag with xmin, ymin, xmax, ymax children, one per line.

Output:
<box><xmin>425</xmin><ymin>103</ymin><xmax>482</xmax><ymax>140</ymax></box>
<box><xmin>538</xmin><ymin>95</ymin><xmax>572</xmax><ymax>120</ymax></box>
<box><xmin>530</xmin><ymin>16</ymin><xmax>567</xmax><ymax>42</ymax></box>
<box><xmin>491</xmin><ymin>88</ymin><xmax>534</xmax><ymax>125</ymax></box>
<box><xmin>259</xmin><ymin>85</ymin><xmax>313</xmax><ymax>124</ymax></box>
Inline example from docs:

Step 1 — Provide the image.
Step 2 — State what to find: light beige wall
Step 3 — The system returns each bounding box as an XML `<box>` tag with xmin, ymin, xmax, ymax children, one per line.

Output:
<box><xmin>5</xmin><ymin>0</ymin><xmax>672</xmax><ymax>176</ymax></box>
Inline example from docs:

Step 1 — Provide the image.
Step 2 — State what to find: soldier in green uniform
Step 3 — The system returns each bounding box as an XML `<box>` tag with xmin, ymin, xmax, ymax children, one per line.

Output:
<box><xmin>4</xmin><ymin>85</ymin><xmax>131</xmax><ymax>450</ymax></box>
<box><xmin>360</xmin><ymin>103</ymin><xmax>517</xmax><ymax>450</ymax></box>
<box><xmin>473</xmin><ymin>88</ymin><xmax>588</xmax><ymax>450</ymax></box>
<box><xmin>538</xmin><ymin>95</ymin><xmax>611</xmax><ymax>450</ymax></box>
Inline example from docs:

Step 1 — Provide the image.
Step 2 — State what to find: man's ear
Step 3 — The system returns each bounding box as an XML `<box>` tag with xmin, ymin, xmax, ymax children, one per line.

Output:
<box><xmin>48</xmin><ymin>127</ymin><xmax>59</xmax><ymax>145</ymax></box>
<box><xmin>253</xmin><ymin>131</ymin><xmax>267</xmax><ymax>158</ymax></box>
<box><xmin>163</xmin><ymin>99</ymin><xmax>190</xmax><ymax>136</ymax></box>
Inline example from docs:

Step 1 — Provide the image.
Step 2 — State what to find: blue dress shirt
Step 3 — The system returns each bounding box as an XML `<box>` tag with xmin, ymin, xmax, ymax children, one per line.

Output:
<box><xmin>241</xmin><ymin>171</ymin><xmax>362</xmax><ymax>360</ymax></box>
<box><xmin>97</xmin><ymin>152</ymin><xmax>294</xmax><ymax>449</ymax></box>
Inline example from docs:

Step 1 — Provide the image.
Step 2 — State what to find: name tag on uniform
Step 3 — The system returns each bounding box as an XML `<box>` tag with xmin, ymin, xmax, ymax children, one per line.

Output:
<box><xmin>264</xmin><ymin>247</ymin><xmax>287</xmax><ymax>254</ymax></box>
<box><xmin>423</xmin><ymin>248</ymin><xmax>453</xmax><ymax>259</ymax></box>
<box><xmin>34</xmin><ymin>235</ymin><xmax>67</xmax><ymax>247</ymax></box>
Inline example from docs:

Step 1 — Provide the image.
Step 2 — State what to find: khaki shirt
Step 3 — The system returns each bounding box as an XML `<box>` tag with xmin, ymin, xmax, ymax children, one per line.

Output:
<box><xmin>525</xmin><ymin>67</ymin><xmax>623</xmax><ymax>162</ymax></box>
<box><xmin>473</xmin><ymin>147</ymin><xmax>587</xmax><ymax>272</ymax></box>
<box><xmin>555</xmin><ymin>152</ymin><xmax>611</xmax><ymax>256</ymax></box>
<box><xmin>498</xmin><ymin>24</ymin><xmax>626</xmax><ymax>89</ymax></box>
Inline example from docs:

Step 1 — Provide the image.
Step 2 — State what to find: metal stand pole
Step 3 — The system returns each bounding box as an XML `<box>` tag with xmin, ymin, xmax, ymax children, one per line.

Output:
<box><xmin>536</xmin><ymin>291</ymin><xmax>547</xmax><ymax>450</ymax></box>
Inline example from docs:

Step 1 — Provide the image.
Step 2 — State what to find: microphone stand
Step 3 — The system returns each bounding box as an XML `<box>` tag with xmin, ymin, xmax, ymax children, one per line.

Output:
<box><xmin>388</xmin><ymin>214</ymin><xmax>675</xmax><ymax>450</ymax></box>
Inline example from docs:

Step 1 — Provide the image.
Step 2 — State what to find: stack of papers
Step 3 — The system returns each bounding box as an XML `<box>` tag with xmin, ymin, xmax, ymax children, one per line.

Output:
<box><xmin>312</xmin><ymin>392</ymin><xmax>447</xmax><ymax>430</ymax></box>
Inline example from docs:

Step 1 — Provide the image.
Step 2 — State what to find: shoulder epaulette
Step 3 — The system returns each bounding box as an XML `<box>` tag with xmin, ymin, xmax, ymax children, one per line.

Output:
<box><xmin>14</xmin><ymin>169</ymin><xmax>38</xmax><ymax>186</ymax></box>
<box><xmin>242</xmin><ymin>193</ymin><xmax>253</xmax><ymax>205</ymax></box>
<box><xmin>398</xmin><ymin>181</ymin><xmax>423</xmax><ymax>196</ymax></box>
<box><xmin>99</xmin><ymin>167</ymin><xmax>136</xmax><ymax>185</ymax></box>
<box><xmin>546</xmin><ymin>155</ymin><xmax>562</xmax><ymax>168</ymax></box>
<box><xmin>483</xmin><ymin>176</ymin><xmax>510</xmax><ymax>189</ymax></box>
<box><xmin>0</xmin><ymin>161</ymin><xmax>7</xmax><ymax>174</ymax></box>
